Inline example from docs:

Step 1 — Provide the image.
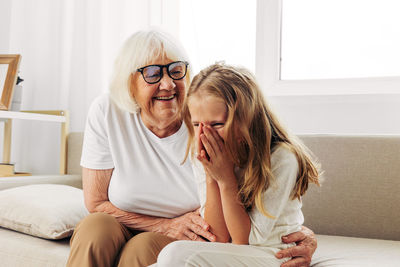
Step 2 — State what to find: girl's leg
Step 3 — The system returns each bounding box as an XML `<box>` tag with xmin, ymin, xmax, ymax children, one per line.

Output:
<box><xmin>156</xmin><ymin>240</ymin><xmax>287</xmax><ymax>267</ymax></box>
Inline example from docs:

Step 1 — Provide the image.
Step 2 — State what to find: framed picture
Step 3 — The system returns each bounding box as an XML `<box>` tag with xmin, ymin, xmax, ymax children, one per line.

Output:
<box><xmin>0</xmin><ymin>54</ymin><xmax>21</xmax><ymax>110</ymax></box>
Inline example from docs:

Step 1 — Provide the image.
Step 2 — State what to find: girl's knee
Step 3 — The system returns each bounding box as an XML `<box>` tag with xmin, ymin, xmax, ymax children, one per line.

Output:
<box><xmin>157</xmin><ymin>241</ymin><xmax>192</xmax><ymax>267</ymax></box>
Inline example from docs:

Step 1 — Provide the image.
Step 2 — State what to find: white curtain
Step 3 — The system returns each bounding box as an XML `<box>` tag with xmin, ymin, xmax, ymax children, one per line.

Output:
<box><xmin>0</xmin><ymin>0</ymin><xmax>179</xmax><ymax>174</ymax></box>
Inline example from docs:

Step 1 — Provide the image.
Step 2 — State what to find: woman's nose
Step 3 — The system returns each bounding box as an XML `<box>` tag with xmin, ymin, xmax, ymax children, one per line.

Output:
<box><xmin>159</xmin><ymin>69</ymin><xmax>176</xmax><ymax>90</ymax></box>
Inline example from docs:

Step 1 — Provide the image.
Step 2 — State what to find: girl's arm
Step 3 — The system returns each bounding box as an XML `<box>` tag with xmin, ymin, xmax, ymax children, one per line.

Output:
<box><xmin>198</xmin><ymin>125</ymin><xmax>251</xmax><ymax>244</ymax></box>
<box><xmin>217</xmin><ymin>175</ymin><xmax>251</xmax><ymax>244</ymax></box>
<box><xmin>204</xmin><ymin>175</ymin><xmax>230</xmax><ymax>243</ymax></box>
<box><xmin>82</xmin><ymin>167</ymin><xmax>216</xmax><ymax>241</ymax></box>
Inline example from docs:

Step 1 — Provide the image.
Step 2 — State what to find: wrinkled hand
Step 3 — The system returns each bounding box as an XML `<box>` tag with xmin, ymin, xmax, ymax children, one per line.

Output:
<box><xmin>276</xmin><ymin>226</ymin><xmax>317</xmax><ymax>267</ymax></box>
<box><xmin>160</xmin><ymin>209</ymin><xmax>216</xmax><ymax>242</ymax></box>
<box><xmin>197</xmin><ymin>125</ymin><xmax>235</xmax><ymax>184</ymax></box>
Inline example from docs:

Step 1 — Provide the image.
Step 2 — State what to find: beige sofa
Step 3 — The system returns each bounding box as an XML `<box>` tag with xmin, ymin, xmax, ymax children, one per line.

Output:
<box><xmin>0</xmin><ymin>133</ymin><xmax>399</xmax><ymax>266</ymax></box>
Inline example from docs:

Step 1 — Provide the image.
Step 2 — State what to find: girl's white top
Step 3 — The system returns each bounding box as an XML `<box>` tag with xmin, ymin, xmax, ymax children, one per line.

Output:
<box><xmin>192</xmin><ymin>145</ymin><xmax>303</xmax><ymax>247</ymax></box>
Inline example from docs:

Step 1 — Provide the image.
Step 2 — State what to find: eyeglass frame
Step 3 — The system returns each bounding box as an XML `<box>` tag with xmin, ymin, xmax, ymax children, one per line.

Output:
<box><xmin>136</xmin><ymin>61</ymin><xmax>189</xmax><ymax>84</ymax></box>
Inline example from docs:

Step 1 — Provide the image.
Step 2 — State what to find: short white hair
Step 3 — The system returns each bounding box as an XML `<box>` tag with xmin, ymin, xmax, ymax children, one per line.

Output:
<box><xmin>109</xmin><ymin>29</ymin><xmax>192</xmax><ymax>113</ymax></box>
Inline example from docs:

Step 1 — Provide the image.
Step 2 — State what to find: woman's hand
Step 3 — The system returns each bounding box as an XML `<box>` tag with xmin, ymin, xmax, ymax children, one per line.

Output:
<box><xmin>197</xmin><ymin>125</ymin><xmax>235</xmax><ymax>185</ymax></box>
<box><xmin>275</xmin><ymin>226</ymin><xmax>317</xmax><ymax>267</ymax></box>
<box><xmin>160</xmin><ymin>209</ymin><xmax>216</xmax><ymax>242</ymax></box>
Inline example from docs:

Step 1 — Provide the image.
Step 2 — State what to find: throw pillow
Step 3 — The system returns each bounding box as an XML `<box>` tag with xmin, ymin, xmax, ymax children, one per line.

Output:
<box><xmin>0</xmin><ymin>184</ymin><xmax>88</xmax><ymax>239</ymax></box>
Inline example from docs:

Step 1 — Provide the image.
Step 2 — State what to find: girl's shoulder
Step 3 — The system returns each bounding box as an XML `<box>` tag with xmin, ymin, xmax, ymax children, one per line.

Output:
<box><xmin>270</xmin><ymin>143</ymin><xmax>299</xmax><ymax>172</ymax></box>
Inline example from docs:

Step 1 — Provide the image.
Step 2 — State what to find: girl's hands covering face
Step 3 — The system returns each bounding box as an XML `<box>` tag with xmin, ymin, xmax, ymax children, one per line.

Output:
<box><xmin>197</xmin><ymin>123</ymin><xmax>209</xmax><ymax>160</ymax></box>
<box><xmin>197</xmin><ymin>124</ymin><xmax>236</xmax><ymax>185</ymax></box>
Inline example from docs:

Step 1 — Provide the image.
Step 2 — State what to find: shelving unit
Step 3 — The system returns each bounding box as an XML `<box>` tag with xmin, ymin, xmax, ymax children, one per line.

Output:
<box><xmin>0</xmin><ymin>110</ymin><xmax>69</xmax><ymax>175</ymax></box>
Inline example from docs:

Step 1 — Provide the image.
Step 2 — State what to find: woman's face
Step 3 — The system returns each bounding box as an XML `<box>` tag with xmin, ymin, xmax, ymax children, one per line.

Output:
<box><xmin>132</xmin><ymin>58</ymin><xmax>186</xmax><ymax>132</ymax></box>
<box><xmin>188</xmin><ymin>93</ymin><xmax>228</xmax><ymax>142</ymax></box>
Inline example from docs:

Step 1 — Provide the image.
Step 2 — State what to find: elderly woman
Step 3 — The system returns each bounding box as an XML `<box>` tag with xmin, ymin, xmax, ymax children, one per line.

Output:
<box><xmin>67</xmin><ymin>30</ymin><xmax>317</xmax><ymax>267</ymax></box>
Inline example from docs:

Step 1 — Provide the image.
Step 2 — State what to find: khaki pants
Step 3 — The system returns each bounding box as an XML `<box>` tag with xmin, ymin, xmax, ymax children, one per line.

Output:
<box><xmin>67</xmin><ymin>212</ymin><xmax>176</xmax><ymax>267</ymax></box>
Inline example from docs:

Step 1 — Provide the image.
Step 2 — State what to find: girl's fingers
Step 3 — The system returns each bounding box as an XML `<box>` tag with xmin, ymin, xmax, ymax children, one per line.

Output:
<box><xmin>200</xmin><ymin>134</ymin><xmax>216</xmax><ymax>159</ymax></box>
<box><xmin>197</xmin><ymin>150</ymin><xmax>209</xmax><ymax>163</ymax></box>
<box><xmin>206</xmin><ymin>126</ymin><xmax>224</xmax><ymax>152</ymax></box>
<box><xmin>197</xmin><ymin>123</ymin><xmax>204</xmax><ymax>155</ymax></box>
<box><xmin>203</xmin><ymin>126</ymin><xmax>222</xmax><ymax>153</ymax></box>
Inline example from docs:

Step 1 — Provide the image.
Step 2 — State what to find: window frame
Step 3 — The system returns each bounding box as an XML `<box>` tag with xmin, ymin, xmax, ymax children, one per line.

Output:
<box><xmin>255</xmin><ymin>0</ymin><xmax>400</xmax><ymax>96</ymax></box>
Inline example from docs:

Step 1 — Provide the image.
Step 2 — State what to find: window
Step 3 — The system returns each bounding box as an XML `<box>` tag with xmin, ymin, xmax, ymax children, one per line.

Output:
<box><xmin>179</xmin><ymin>0</ymin><xmax>256</xmax><ymax>74</ymax></box>
<box><xmin>256</xmin><ymin>0</ymin><xmax>400</xmax><ymax>95</ymax></box>
<box><xmin>281</xmin><ymin>0</ymin><xmax>400</xmax><ymax>80</ymax></box>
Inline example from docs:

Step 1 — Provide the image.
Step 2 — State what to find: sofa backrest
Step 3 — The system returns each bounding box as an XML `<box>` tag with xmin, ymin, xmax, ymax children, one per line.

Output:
<box><xmin>67</xmin><ymin>132</ymin><xmax>400</xmax><ymax>241</ymax></box>
<box><xmin>67</xmin><ymin>132</ymin><xmax>84</xmax><ymax>175</ymax></box>
<box><xmin>299</xmin><ymin>135</ymin><xmax>400</xmax><ymax>241</ymax></box>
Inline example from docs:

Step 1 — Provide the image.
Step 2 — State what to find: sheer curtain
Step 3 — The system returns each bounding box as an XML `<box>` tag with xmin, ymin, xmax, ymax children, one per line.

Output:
<box><xmin>0</xmin><ymin>0</ymin><xmax>179</xmax><ymax>174</ymax></box>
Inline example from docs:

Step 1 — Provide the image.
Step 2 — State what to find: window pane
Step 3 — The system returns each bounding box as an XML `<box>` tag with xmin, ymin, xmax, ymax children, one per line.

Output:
<box><xmin>180</xmin><ymin>0</ymin><xmax>256</xmax><ymax>74</ymax></box>
<box><xmin>281</xmin><ymin>0</ymin><xmax>400</xmax><ymax>80</ymax></box>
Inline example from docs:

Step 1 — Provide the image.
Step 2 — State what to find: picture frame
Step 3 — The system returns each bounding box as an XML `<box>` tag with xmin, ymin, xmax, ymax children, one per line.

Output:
<box><xmin>0</xmin><ymin>54</ymin><xmax>21</xmax><ymax>110</ymax></box>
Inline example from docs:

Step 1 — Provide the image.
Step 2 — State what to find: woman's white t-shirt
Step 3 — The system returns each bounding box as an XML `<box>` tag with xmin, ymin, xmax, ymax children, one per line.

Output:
<box><xmin>81</xmin><ymin>94</ymin><xmax>200</xmax><ymax>218</ymax></box>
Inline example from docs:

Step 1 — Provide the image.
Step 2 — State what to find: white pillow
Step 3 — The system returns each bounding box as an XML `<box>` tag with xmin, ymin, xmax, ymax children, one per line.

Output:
<box><xmin>0</xmin><ymin>184</ymin><xmax>88</xmax><ymax>239</ymax></box>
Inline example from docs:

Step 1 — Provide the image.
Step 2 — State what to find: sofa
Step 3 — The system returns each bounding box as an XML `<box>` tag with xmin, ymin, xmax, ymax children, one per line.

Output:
<box><xmin>0</xmin><ymin>133</ymin><xmax>399</xmax><ymax>267</ymax></box>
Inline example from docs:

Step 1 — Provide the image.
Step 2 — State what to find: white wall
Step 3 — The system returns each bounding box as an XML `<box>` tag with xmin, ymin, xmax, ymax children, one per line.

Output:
<box><xmin>0</xmin><ymin>0</ymin><xmax>12</xmax><ymax>52</ymax></box>
<box><xmin>268</xmin><ymin>94</ymin><xmax>400</xmax><ymax>135</ymax></box>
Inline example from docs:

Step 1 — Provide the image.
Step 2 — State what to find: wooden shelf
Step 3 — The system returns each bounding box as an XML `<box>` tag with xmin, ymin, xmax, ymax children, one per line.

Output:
<box><xmin>0</xmin><ymin>110</ymin><xmax>66</xmax><ymax>122</ymax></box>
<box><xmin>0</xmin><ymin>110</ymin><xmax>69</xmax><ymax>174</ymax></box>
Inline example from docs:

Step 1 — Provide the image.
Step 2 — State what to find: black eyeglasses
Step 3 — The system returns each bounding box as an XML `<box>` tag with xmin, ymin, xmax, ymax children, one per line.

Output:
<box><xmin>137</xmin><ymin>61</ymin><xmax>189</xmax><ymax>84</ymax></box>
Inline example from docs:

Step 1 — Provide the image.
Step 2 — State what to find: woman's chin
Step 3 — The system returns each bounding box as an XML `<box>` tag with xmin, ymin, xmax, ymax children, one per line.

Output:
<box><xmin>154</xmin><ymin>109</ymin><xmax>180</xmax><ymax>123</ymax></box>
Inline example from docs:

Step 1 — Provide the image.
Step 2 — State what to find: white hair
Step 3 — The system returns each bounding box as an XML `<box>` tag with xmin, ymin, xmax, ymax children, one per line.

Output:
<box><xmin>109</xmin><ymin>29</ymin><xmax>192</xmax><ymax>113</ymax></box>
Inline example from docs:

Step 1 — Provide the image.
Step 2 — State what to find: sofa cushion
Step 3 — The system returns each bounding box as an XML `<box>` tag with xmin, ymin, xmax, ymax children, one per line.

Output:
<box><xmin>312</xmin><ymin>234</ymin><xmax>400</xmax><ymax>267</ymax></box>
<box><xmin>0</xmin><ymin>227</ymin><xmax>70</xmax><ymax>267</ymax></box>
<box><xmin>0</xmin><ymin>184</ymin><xmax>88</xmax><ymax>239</ymax></box>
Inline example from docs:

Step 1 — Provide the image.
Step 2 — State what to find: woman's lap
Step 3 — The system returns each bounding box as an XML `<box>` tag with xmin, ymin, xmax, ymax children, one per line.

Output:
<box><xmin>117</xmin><ymin>231</ymin><xmax>176</xmax><ymax>267</ymax></box>
<box><xmin>153</xmin><ymin>240</ymin><xmax>287</xmax><ymax>267</ymax></box>
<box><xmin>68</xmin><ymin>212</ymin><xmax>175</xmax><ymax>267</ymax></box>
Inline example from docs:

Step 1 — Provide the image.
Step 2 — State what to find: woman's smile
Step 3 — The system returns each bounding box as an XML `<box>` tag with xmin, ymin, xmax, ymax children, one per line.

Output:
<box><xmin>154</xmin><ymin>94</ymin><xmax>176</xmax><ymax>101</ymax></box>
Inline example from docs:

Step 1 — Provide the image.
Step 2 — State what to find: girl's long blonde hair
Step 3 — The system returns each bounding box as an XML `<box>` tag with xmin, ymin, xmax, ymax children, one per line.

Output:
<box><xmin>183</xmin><ymin>63</ymin><xmax>320</xmax><ymax>218</ymax></box>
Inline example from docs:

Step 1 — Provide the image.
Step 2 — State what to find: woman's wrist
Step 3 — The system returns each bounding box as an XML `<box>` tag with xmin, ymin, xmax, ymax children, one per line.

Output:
<box><xmin>153</xmin><ymin>217</ymin><xmax>172</xmax><ymax>234</ymax></box>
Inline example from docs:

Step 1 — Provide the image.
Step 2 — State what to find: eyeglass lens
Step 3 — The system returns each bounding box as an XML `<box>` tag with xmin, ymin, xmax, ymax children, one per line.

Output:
<box><xmin>142</xmin><ymin>62</ymin><xmax>187</xmax><ymax>84</ymax></box>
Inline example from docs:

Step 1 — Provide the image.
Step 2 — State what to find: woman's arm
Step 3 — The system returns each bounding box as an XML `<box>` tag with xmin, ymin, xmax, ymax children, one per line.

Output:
<box><xmin>82</xmin><ymin>167</ymin><xmax>216</xmax><ymax>242</ymax></box>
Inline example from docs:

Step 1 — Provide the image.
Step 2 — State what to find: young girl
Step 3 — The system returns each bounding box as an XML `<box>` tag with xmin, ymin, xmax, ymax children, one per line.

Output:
<box><xmin>155</xmin><ymin>63</ymin><xmax>320</xmax><ymax>266</ymax></box>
